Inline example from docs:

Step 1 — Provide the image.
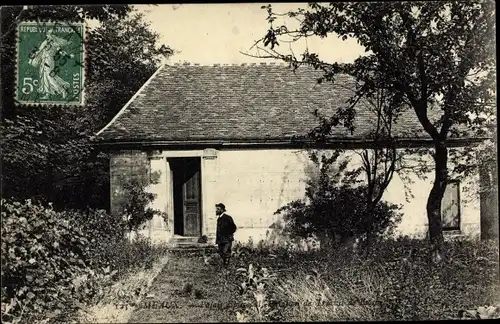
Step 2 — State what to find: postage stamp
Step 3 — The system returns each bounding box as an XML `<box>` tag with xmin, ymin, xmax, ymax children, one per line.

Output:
<box><xmin>16</xmin><ymin>21</ymin><xmax>85</xmax><ymax>106</ymax></box>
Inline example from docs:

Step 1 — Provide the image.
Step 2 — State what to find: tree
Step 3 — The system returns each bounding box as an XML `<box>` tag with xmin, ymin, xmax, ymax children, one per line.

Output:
<box><xmin>1</xmin><ymin>6</ymin><xmax>173</xmax><ymax>210</ymax></box>
<box><xmin>116</xmin><ymin>168</ymin><xmax>168</xmax><ymax>234</ymax></box>
<box><xmin>308</xmin><ymin>86</ymin><xmax>410</xmax><ymax>254</ymax></box>
<box><xmin>85</xmin><ymin>12</ymin><xmax>174</xmax><ymax>125</ymax></box>
<box><xmin>248</xmin><ymin>1</ymin><xmax>496</xmax><ymax>261</ymax></box>
<box><xmin>275</xmin><ymin>148</ymin><xmax>403</xmax><ymax>252</ymax></box>
<box><xmin>0</xmin><ymin>5</ymin><xmax>132</xmax><ymax>115</ymax></box>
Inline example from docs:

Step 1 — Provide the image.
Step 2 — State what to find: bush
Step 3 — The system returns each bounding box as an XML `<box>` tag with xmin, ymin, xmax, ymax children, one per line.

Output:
<box><xmin>1</xmin><ymin>199</ymin><xmax>165</xmax><ymax>324</ymax></box>
<box><xmin>63</xmin><ymin>208</ymin><xmax>128</xmax><ymax>271</ymax></box>
<box><xmin>65</xmin><ymin>204</ymin><xmax>161</xmax><ymax>276</ymax></box>
<box><xmin>276</xmin><ymin>183</ymin><xmax>402</xmax><ymax>248</ymax></box>
<box><xmin>275</xmin><ymin>150</ymin><xmax>404</xmax><ymax>251</ymax></box>
<box><xmin>114</xmin><ymin>168</ymin><xmax>168</xmax><ymax>232</ymax></box>
<box><xmin>1</xmin><ymin>199</ymin><xmax>107</xmax><ymax>323</ymax></box>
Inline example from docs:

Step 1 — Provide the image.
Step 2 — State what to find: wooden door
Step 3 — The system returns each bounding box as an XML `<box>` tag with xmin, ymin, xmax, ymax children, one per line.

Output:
<box><xmin>182</xmin><ymin>161</ymin><xmax>201</xmax><ymax>236</ymax></box>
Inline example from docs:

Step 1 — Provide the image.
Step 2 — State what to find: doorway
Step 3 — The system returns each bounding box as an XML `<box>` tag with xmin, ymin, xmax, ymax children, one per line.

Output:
<box><xmin>168</xmin><ymin>157</ymin><xmax>202</xmax><ymax>237</ymax></box>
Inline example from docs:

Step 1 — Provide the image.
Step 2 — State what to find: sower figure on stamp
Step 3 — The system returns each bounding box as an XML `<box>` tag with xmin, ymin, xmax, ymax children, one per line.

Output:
<box><xmin>215</xmin><ymin>203</ymin><xmax>237</xmax><ymax>267</ymax></box>
<box><xmin>28</xmin><ymin>28</ymin><xmax>72</xmax><ymax>99</ymax></box>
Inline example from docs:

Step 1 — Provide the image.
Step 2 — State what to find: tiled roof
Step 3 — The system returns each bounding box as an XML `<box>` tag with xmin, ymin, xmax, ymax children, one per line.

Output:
<box><xmin>95</xmin><ymin>63</ymin><xmax>469</xmax><ymax>144</ymax></box>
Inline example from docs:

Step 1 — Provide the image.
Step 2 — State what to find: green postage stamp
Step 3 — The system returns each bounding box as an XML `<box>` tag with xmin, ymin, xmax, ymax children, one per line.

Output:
<box><xmin>16</xmin><ymin>21</ymin><xmax>85</xmax><ymax>106</ymax></box>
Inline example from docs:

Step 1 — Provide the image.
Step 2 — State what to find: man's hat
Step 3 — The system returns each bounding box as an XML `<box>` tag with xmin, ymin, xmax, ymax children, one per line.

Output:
<box><xmin>215</xmin><ymin>203</ymin><xmax>226</xmax><ymax>211</ymax></box>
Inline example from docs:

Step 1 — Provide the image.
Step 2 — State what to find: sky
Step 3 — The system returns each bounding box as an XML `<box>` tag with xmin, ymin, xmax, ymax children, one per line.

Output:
<box><xmin>134</xmin><ymin>3</ymin><xmax>367</xmax><ymax>65</ymax></box>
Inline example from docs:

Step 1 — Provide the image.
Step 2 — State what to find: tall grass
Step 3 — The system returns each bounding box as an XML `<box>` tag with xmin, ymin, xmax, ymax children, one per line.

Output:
<box><xmin>234</xmin><ymin>237</ymin><xmax>500</xmax><ymax>321</ymax></box>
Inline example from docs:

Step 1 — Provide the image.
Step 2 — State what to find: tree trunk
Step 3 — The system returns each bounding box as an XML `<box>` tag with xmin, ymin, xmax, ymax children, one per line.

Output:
<box><xmin>361</xmin><ymin>202</ymin><xmax>376</xmax><ymax>258</ymax></box>
<box><xmin>427</xmin><ymin>141</ymin><xmax>448</xmax><ymax>263</ymax></box>
<box><xmin>319</xmin><ymin>231</ymin><xmax>335</xmax><ymax>253</ymax></box>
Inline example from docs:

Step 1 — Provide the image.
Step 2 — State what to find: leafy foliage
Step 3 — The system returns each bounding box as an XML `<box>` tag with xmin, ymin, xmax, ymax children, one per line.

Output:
<box><xmin>229</xmin><ymin>237</ymin><xmax>499</xmax><ymax>322</ymax></box>
<box><xmin>1</xmin><ymin>6</ymin><xmax>173</xmax><ymax>211</ymax></box>
<box><xmin>1</xmin><ymin>200</ymin><xmax>113</xmax><ymax>323</ymax></box>
<box><xmin>63</xmin><ymin>208</ymin><xmax>128</xmax><ymax>271</ymax></box>
<box><xmin>252</xmin><ymin>1</ymin><xmax>496</xmax><ymax>257</ymax></box>
<box><xmin>236</xmin><ymin>264</ymin><xmax>278</xmax><ymax>322</ymax></box>
<box><xmin>114</xmin><ymin>167</ymin><xmax>168</xmax><ymax>232</ymax></box>
<box><xmin>0</xmin><ymin>199</ymin><xmax>165</xmax><ymax>324</ymax></box>
<box><xmin>275</xmin><ymin>151</ymin><xmax>402</xmax><ymax>249</ymax></box>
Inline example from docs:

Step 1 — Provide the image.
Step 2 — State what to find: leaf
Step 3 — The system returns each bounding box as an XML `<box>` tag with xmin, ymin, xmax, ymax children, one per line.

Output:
<box><xmin>236</xmin><ymin>311</ymin><xmax>249</xmax><ymax>323</ymax></box>
<box><xmin>248</xmin><ymin>264</ymin><xmax>254</xmax><ymax>277</ymax></box>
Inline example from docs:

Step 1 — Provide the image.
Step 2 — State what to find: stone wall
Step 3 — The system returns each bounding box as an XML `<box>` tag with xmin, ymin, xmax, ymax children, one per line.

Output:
<box><xmin>109</xmin><ymin>146</ymin><xmax>483</xmax><ymax>245</ymax></box>
<box><xmin>109</xmin><ymin>149</ymin><xmax>149</xmax><ymax>224</ymax></box>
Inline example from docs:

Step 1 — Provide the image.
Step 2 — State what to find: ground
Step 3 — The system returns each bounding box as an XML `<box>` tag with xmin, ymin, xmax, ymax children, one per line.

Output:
<box><xmin>127</xmin><ymin>239</ymin><xmax>500</xmax><ymax>323</ymax></box>
<box><xmin>128</xmin><ymin>249</ymin><xmax>244</xmax><ymax>323</ymax></box>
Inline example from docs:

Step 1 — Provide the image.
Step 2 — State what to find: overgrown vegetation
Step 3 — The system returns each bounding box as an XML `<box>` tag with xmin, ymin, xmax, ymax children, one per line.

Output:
<box><xmin>235</xmin><ymin>238</ymin><xmax>499</xmax><ymax>321</ymax></box>
<box><xmin>124</xmin><ymin>238</ymin><xmax>499</xmax><ymax>322</ymax></box>
<box><xmin>114</xmin><ymin>168</ymin><xmax>168</xmax><ymax>233</ymax></box>
<box><xmin>248</xmin><ymin>1</ymin><xmax>496</xmax><ymax>260</ymax></box>
<box><xmin>1</xmin><ymin>5</ymin><xmax>173</xmax><ymax>211</ymax></box>
<box><xmin>275</xmin><ymin>150</ymin><xmax>403</xmax><ymax>253</ymax></box>
<box><xmin>0</xmin><ymin>199</ymin><xmax>167</xmax><ymax>324</ymax></box>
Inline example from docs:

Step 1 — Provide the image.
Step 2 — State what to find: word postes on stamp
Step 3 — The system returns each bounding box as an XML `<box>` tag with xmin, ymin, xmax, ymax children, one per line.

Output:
<box><xmin>16</xmin><ymin>21</ymin><xmax>85</xmax><ymax>106</ymax></box>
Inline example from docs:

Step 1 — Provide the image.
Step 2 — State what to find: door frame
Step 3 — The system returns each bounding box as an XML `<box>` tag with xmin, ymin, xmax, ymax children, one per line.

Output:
<box><xmin>163</xmin><ymin>150</ymin><xmax>206</xmax><ymax>237</ymax></box>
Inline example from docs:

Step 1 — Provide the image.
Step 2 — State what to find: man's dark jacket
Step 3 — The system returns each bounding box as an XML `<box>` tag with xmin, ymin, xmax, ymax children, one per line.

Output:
<box><xmin>216</xmin><ymin>213</ymin><xmax>237</xmax><ymax>244</ymax></box>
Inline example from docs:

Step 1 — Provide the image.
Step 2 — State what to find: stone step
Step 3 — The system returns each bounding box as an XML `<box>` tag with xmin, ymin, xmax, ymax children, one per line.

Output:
<box><xmin>171</xmin><ymin>236</ymin><xmax>199</xmax><ymax>241</ymax></box>
<box><xmin>167</xmin><ymin>247</ymin><xmax>218</xmax><ymax>258</ymax></box>
<box><xmin>168</xmin><ymin>242</ymin><xmax>214</xmax><ymax>247</ymax></box>
<box><xmin>167</xmin><ymin>239</ymin><xmax>215</xmax><ymax>248</ymax></box>
<box><xmin>167</xmin><ymin>245</ymin><xmax>217</xmax><ymax>251</ymax></box>
<box><xmin>166</xmin><ymin>235</ymin><xmax>216</xmax><ymax>250</ymax></box>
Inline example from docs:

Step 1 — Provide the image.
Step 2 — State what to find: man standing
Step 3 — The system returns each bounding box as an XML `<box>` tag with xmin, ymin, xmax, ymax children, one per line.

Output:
<box><xmin>215</xmin><ymin>203</ymin><xmax>237</xmax><ymax>266</ymax></box>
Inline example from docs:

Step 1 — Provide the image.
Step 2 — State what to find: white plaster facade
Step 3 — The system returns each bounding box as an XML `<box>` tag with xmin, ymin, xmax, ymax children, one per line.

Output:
<box><xmin>140</xmin><ymin>147</ymin><xmax>481</xmax><ymax>244</ymax></box>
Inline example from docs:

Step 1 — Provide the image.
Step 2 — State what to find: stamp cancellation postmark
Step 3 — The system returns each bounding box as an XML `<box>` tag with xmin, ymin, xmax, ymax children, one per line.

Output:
<box><xmin>16</xmin><ymin>21</ymin><xmax>85</xmax><ymax>106</ymax></box>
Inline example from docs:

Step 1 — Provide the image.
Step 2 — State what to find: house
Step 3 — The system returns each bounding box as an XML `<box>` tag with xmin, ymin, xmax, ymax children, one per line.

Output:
<box><xmin>94</xmin><ymin>62</ymin><xmax>497</xmax><ymax>246</ymax></box>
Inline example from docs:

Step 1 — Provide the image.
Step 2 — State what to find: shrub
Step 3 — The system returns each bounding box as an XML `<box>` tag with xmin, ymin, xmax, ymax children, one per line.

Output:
<box><xmin>275</xmin><ymin>150</ymin><xmax>403</xmax><ymax>251</ymax></box>
<box><xmin>63</xmin><ymin>208</ymin><xmax>128</xmax><ymax>271</ymax></box>
<box><xmin>1</xmin><ymin>199</ymin><xmax>166</xmax><ymax>324</ymax></box>
<box><xmin>114</xmin><ymin>169</ymin><xmax>168</xmax><ymax>232</ymax></box>
<box><xmin>276</xmin><ymin>184</ymin><xmax>402</xmax><ymax>248</ymax></box>
<box><xmin>1</xmin><ymin>199</ymin><xmax>111</xmax><ymax>324</ymax></box>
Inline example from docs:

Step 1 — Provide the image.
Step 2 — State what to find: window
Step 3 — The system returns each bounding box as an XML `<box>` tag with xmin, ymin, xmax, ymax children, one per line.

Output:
<box><xmin>441</xmin><ymin>180</ymin><xmax>461</xmax><ymax>231</ymax></box>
